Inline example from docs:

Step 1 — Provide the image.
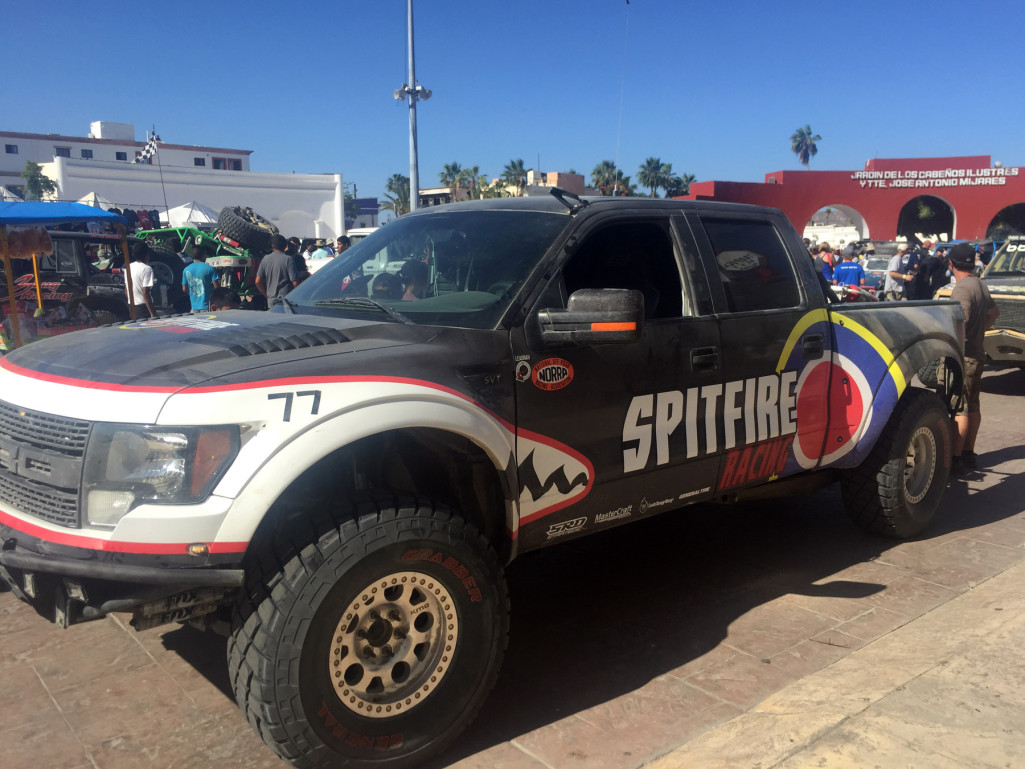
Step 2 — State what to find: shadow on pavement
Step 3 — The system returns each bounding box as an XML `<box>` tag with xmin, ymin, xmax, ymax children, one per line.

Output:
<box><xmin>149</xmin><ymin>438</ymin><xmax>1025</xmax><ymax>767</ymax></box>
<box><xmin>980</xmin><ymin>364</ymin><xmax>1025</xmax><ymax>396</ymax></box>
<box><xmin>431</xmin><ymin>464</ymin><xmax>1025</xmax><ymax>766</ymax></box>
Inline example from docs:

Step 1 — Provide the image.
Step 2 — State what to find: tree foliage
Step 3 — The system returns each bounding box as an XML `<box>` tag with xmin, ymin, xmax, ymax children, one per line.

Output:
<box><xmin>637</xmin><ymin>157</ymin><xmax>664</xmax><ymax>197</ymax></box>
<box><xmin>501</xmin><ymin>158</ymin><xmax>527</xmax><ymax>196</ymax></box>
<box><xmin>439</xmin><ymin>162</ymin><xmax>463</xmax><ymax>188</ymax></box>
<box><xmin>379</xmin><ymin>173</ymin><xmax>411</xmax><ymax>217</ymax></box>
<box><xmin>21</xmin><ymin>161</ymin><xmax>57</xmax><ymax>201</ymax></box>
<box><xmin>790</xmin><ymin>125</ymin><xmax>821</xmax><ymax>169</ymax></box>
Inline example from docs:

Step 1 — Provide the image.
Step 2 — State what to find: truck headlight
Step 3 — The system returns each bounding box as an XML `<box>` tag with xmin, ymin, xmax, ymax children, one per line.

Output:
<box><xmin>83</xmin><ymin>424</ymin><xmax>240</xmax><ymax>528</ymax></box>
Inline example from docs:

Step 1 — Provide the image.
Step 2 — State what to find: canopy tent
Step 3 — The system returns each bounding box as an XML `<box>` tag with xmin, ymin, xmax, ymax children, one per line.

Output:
<box><xmin>161</xmin><ymin>200</ymin><xmax>219</xmax><ymax>228</ymax></box>
<box><xmin>77</xmin><ymin>191</ymin><xmax>115</xmax><ymax>209</ymax></box>
<box><xmin>1</xmin><ymin>202</ymin><xmax>129</xmax><ymax>348</ymax></box>
<box><xmin>0</xmin><ymin>201</ymin><xmax>126</xmax><ymax>226</ymax></box>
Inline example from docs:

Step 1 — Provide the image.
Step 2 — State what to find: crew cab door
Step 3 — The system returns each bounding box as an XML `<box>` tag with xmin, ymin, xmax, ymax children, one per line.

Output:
<box><xmin>686</xmin><ymin>211</ymin><xmax>834</xmax><ymax>492</ymax></box>
<box><xmin>511</xmin><ymin>212</ymin><xmax>723</xmax><ymax>551</ymax></box>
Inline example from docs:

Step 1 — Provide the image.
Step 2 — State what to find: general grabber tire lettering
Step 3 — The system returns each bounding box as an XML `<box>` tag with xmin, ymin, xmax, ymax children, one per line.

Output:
<box><xmin>840</xmin><ymin>388</ymin><xmax>952</xmax><ymax>538</ymax></box>
<box><xmin>227</xmin><ymin>498</ymin><xmax>509</xmax><ymax>769</ymax></box>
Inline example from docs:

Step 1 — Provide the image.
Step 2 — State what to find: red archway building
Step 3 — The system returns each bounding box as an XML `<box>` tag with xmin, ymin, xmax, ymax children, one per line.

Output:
<box><xmin>684</xmin><ymin>155</ymin><xmax>1024</xmax><ymax>240</ymax></box>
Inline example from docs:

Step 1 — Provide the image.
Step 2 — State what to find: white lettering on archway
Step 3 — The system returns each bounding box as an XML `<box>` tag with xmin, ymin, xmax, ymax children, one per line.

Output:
<box><xmin>851</xmin><ymin>167</ymin><xmax>1020</xmax><ymax>189</ymax></box>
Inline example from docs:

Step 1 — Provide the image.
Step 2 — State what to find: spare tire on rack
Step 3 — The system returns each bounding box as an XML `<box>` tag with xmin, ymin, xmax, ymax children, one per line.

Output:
<box><xmin>217</xmin><ymin>206</ymin><xmax>278</xmax><ymax>251</ymax></box>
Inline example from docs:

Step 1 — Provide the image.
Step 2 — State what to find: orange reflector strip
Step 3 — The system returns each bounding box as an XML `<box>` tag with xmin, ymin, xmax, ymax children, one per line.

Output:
<box><xmin>590</xmin><ymin>322</ymin><xmax>636</xmax><ymax>332</ymax></box>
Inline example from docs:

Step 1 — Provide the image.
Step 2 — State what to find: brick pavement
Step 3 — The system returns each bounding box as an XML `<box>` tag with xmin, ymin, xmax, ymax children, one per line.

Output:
<box><xmin>1</xmin><ymin>366</ymin><xmax>1023</xmax><ymax>769</ymax></box>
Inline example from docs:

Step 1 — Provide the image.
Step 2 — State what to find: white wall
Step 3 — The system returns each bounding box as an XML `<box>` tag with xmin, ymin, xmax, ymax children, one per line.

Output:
<box><xmin>42</xmin><ymin>158</ymin><xmax>343</xmax><ymax>239</ymax></box>
<box><xmin>1</xmin><ymin>134</ymin><xmax>250</xmax><ymax>177</ymax></box>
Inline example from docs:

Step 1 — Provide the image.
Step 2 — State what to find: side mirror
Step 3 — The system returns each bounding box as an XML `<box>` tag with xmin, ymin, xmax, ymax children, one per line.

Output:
<box><xmin>538</xmin><ymin>288</ymin><xmax>644</xmax><ymax>346</ymax></box>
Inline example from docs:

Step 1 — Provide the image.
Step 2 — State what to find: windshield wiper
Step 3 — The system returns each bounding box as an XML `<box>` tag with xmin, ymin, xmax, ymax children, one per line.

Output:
<box><xmin>314</xmin><ymin>296</ymin><xmax>413</xmax><ymax>324</ymax></box>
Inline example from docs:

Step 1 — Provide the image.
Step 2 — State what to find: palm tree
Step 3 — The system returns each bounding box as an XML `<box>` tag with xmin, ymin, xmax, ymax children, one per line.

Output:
<box><xmin>457</xmin><ymin>165</ymin><xmax>480</xmax><ymax>196</ymax></box>
<box><xmin>591</xmin><ymin>160</ymin><xmax>619</xmax><ymax>195</ymax></box>
<box><xmin>664</xmin><ymin>172</ymin><xmax>696</xmax><ymax>198</ymax></box>
<box><xmin>379</xmin><ymin>173</ymin><xmax>411</xmax><ymax>217</ymax></box>
<box><xmin>790</xmin><ymin>125</ymin><xmax>821</xmax><ymax>169</ymax></box>
<box><xmin>478</xmin><ymin>177</ymin><xmax>506</xmax><ymax>199</ymax></box>
<box><xmin>502</xmin><ymin>158</ymin><xmax>527</xmax><ymax>196</ymax></box>
<box><xmin>637</xmin><ymin>157</ymin><xmax>665</xmax><ymax>197</ymax></box>
<box><xmin>612</xmin><ymin>172</ymin><xmax>637</xmax><ymax>196</ymax></box>
<box><xmin>439</xmin><ymin>162</ymin><xmax>462</xmax><ymax>188</ymax></box>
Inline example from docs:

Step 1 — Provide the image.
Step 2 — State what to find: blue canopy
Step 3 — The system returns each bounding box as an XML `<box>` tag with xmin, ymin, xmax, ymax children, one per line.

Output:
<box><xmin>0</xmin><ymin>201</ymin><xmax>125</xmax><ymax>226</ymax></box>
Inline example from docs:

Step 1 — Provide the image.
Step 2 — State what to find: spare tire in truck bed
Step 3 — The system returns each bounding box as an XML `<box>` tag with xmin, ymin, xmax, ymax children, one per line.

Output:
<box><xmin>217</xmin><ymin>206</ymin><xmax>279</xmax><ymax>251</ymax></box>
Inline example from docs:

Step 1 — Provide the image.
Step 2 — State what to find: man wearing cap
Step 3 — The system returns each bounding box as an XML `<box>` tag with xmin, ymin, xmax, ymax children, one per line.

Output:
<box><xmin>947</xmin><ymin>242</ymin><xmax>999</xmax><ymax>475</ymax></box>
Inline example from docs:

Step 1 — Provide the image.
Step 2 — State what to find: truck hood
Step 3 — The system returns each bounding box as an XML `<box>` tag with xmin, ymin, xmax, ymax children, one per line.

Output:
<box><xmin>4</xmin><ymin>310</ymin><xmax>439</xmax><ymax>390</ymax></box>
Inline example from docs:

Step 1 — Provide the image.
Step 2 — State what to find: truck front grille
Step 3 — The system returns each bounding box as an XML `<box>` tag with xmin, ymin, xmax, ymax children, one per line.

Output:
<box><xmin>992</xmin><ymin>296</ymin><xmax>1025</xmax><ymax>332</ymax></box>
<box><xmin>0</xmin><ymin>399</ymin><xmax>87</xmax><ymax>528</ymax></box>
<box><xmin>0</xmin><ymin>470</ymin><xmax>79</xmax><ymax>527</ymax></box>
<box><xmin>0</xmin><ymin>400</ymin><xmax>90</xmax><ymax>457</ymax></box>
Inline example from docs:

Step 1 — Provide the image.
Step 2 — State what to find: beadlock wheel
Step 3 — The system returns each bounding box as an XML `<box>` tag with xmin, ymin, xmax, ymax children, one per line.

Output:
<box><xmin>330</xmin><ymin>571</ymin><xmax>458</xmax><ymax>719</ymax></box>
<box><xmin>227</xmin><ymin>499</ymin><xmax>510</xmax><ymax>769</ymax></box>
<box><xmin>903</xmin><ymin>426</ymin><xmax>937</xmax><ymax>505</ymax></box>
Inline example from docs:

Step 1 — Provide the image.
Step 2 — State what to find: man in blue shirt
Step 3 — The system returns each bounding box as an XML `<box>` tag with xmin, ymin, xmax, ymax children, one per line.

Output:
<box><xmin>832</xmin><ymin>245</ymin><xmax>866</xmax><ymax>287</ymax></box>
<box><xmin>181</xmin><ymin>246</ymin><xmax>220</xmax><ymax>312</ymax></box>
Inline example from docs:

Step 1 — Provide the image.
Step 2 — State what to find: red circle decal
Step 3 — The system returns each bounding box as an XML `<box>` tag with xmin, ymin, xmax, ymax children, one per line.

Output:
<box><xmin>531</xmin><ymin>358</ymin><xmax>574</xmax><ymax>391</ymax></box>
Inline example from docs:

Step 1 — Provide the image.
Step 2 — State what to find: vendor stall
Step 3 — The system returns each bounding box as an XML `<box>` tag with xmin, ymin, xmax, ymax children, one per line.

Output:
<box><xmin>0</xmin><ymin>201</ymin><xmax>127</xmax><ymax>351</ymax></box>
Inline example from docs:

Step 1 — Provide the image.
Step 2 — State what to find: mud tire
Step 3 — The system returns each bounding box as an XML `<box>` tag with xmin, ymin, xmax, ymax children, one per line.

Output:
<box><xmin>840</xmin><ymin>389</ymin><xmax>951</xmax><ymax>538</ymax></box>
<box><xmin>218</xmin><ymin>206</ymin><xmax>278</xmax><ymax>252</ymax></box>
<box><xmin>227</xmin><ymin>497</ymin><xmax>509</xmax><ymax>769</ymax></box>
<box><xmin>917</xmin><ymin>359</ymin><xmax>941</xmax><ymax>388</ymax></box>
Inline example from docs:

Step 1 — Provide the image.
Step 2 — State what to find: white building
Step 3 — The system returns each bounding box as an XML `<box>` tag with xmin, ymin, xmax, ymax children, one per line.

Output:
<box><xmin>2</xmin><ymin>122</ymin><xmax>345</xmax><ymax>239</ymax></box>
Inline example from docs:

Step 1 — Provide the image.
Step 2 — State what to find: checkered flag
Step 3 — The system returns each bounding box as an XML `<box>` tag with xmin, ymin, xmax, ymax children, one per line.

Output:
<box><xmin>132</xmin><ymin>131</ymin><xmax>161</xmax><ymax>163</ymax></box>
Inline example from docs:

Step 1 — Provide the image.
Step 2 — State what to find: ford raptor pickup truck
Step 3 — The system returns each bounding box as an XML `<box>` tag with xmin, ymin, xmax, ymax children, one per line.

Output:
<box><xmin>0</xmin><ymin>193</ymin><xmax>965</xmax><ymax>769</ymax></box>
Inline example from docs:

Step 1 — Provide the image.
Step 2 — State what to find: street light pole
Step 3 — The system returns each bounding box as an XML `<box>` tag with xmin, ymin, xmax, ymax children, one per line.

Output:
<box><xmin>393</xmin><ymin>0</ymin><xmax>431</xmax><ymax>213</ymax></box>
<box><xmin>406</xmin><ymin>0</ymin><xmax>419</xmax><ymax>212</ymax></box>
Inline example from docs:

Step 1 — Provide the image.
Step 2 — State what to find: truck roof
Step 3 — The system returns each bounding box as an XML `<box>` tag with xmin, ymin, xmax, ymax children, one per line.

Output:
<box><xmin>409</xmin><ymin>192</ymin><xmax>783</xmax><ymax>217</ymax></box>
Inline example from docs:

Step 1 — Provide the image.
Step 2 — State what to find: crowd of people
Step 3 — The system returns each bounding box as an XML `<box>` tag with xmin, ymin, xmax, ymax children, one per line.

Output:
<box><xmin>805</xmin><ymin>238</ymin><xmax>990</xmax><ymax>301</ymax></box>
<box><xmin>123</xmin><ymin>233</ymin><xmax>355</xmax><ymax>314</ymax></box>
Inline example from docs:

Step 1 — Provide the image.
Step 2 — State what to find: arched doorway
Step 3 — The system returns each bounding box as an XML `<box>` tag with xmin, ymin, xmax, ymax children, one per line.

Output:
<box><xmin>803</xmin><ymin>204</ymin><xmax>870</xmax><ymax>245</ymax></box>
<box><xmin>896</xmin><ymin>195</ymin><xmax>955</xmax><ymax>242</ymax></box>
<box><xmin>986</xmin><ymin>203</ymin><xmax>1025</xmax><ymax>239</ymax></box>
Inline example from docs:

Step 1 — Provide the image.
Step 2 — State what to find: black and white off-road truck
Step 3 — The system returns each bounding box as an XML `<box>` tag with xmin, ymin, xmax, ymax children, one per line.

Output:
<box><xmin>0</xmin><ymin>193</ymin><xmax>964</xmax><ymax>767</ymax></box>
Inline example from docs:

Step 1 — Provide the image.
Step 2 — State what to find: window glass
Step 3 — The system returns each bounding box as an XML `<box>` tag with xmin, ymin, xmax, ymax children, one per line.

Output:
<box><xmin>55</xmin><ymin>240</ymin><xmax>78</xmax><ymax>273</ymax></box>
<box><xmin>194</xmin><ymin>157</ymin><xmax>206</xmax><ymax>166</ymax></box>
<box><xmin>700</xmin><ymin>218</ymin><xmax>801</xmax><ymax>312</ymax></box>
<box><xmin>212</xmin><ymin>158</ymin><xmax>226</xmax><ymax>170</ymax></box>
<box><xmin>55</xmin><ymin>147</ymin><xmax>71</xmax><ymax>158</ymax></box>
<box><xmin>562</xmin><ymin>220</ymin><xmax>685</xmax><ymax>319</ymax></box>
<box><xmin>288</xmin><ymin>210</ymin><xmax>567</xmax><ymax>329</ymax></box>
<box><xmin>116</xmin><ymin>151</ymin><xmax>128</xmax><ymax>161</ymax></box>
<box><xmin>81</xmin><ymin>149</ymin><xmax>93</xmax><ymax>159</ymax></box>
<box><xmin>4</xmin><ymin>144</ymin><xmax>17</xmax><ymax>154</ymax></box>
<box><xmin>228</xmin><ymin>159</ymin><xmax>241</xmax><ymax>171</ymax></box>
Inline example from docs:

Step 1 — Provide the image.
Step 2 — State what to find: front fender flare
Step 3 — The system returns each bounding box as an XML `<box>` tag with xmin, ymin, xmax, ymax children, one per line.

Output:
<box><xmin>212</xmin><ymin>396</ymin><xmax>517</xmax><ymax>546</ymax></box>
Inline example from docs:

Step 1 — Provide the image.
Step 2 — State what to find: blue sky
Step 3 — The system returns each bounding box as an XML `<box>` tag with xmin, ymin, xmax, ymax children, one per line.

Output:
<box><xmin>7</xmin><ymin>0</ymin><xmax>1023</xmax><ymax>201</ymax></box>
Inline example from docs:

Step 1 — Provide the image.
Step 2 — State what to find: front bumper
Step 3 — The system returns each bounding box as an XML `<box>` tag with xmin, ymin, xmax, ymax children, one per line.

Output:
<box><xmin>984</xmin><ymin>328</ymin><xmax>1025</xmax><ymax>365</ymax></box>
<box><xmin>0</xmin><ymin>526</ymin><xmax>244</xmax><ymax>629</ymax></box>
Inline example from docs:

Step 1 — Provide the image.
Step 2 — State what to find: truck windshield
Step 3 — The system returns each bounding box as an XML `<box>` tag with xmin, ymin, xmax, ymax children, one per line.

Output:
<box><xmin>985</xmin><ymin>241</ymin><xmax>1025</xmax><ymax>276</ymax></box>
<box><xmin>287</xmin><ymin>210</ymin><xmax>567</xmax><ymax>328</ymax></box>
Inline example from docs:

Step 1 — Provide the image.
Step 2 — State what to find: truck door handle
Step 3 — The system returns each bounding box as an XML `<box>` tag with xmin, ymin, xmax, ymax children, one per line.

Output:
<box><xmin>690</xmin><ymin>346</ymin><xmax>720</xmax><ymax>374</ymax></box>
<box><xmin>803</xmin><ymin>334</ymin><xmax>824</xmax><ymax>360</ymax></box>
